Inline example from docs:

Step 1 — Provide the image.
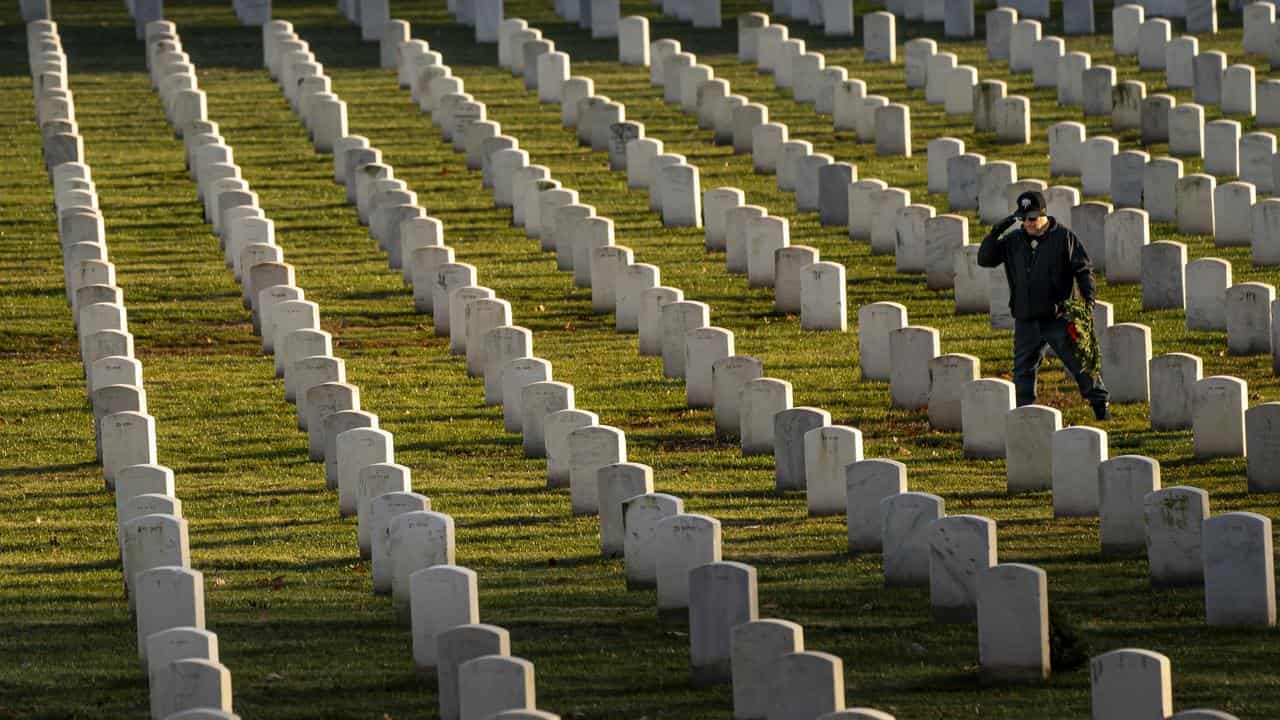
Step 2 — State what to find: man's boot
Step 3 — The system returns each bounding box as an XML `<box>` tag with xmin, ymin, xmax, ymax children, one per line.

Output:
<box><xmin>1092</xmin><ymin>400</ymin><xmax>1110</xmax><ymax>421</ymax></box>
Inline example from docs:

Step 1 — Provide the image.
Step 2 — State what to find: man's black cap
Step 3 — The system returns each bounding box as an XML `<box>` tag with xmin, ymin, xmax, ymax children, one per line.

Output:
<box><xmin>1014</xmin><ymin>190</ymin><xmax>1046</xmax><ymax>220</ymax></box>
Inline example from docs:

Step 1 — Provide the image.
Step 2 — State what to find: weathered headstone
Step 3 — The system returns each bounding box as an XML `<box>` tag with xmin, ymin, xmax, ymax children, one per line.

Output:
<box><xmin>1082</xmin><ymin>66</ymin><xmax>1116</xmax><ymax>117</ymax></box>
<box><xmin>1175</xmin><ymin>174</ymin><xmax>1215</xmax><ymax>235</ymax></box>
<box><xmin>928</xmin><ymin>514</ymin><xmax>997</xmax><ymax>621</ymax></box>
<box><xmin>1225</xmin><ymin>283</ymin><xmax>1274</xmax><ymax>355</ymax></box>
<box><xmin>1144</xmin><ymin>485</ymin><xmax>1209</xmax><ymax>586</ymax></box>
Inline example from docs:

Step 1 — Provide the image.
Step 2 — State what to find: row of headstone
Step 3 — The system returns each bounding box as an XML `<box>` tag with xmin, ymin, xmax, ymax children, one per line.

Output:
<box><xmin>738</xmin><ymin>15</ymin><xmax>1280</xmax><ymax>287</ymax></box>
<box><xmin>262</xmin><ymin>22</ymin><xmax>349</xmax><ymax>153</ymax></box>
<box><xmin>481</xmin><ymin>7</ymin><xmax>1277</xmax><ymax>701</ymax></box>
<box><xmin>40</xmin><ymin>20</ymin><xmax>238</xmax><ymax>720</ymax></box>
<box><xmin>757</xmin><ymin>0</ymin><xmax>867</xmax><ymax>37</ymax></box>
<box><xmin>465</xmin><ymin>12</ymin><xmax>1264</xmax><ymax>707</ymax></box>
<box><xmin>497</xmin><ymin>1</ymin><xmax>1278</xmax><ymax>637</ymax></box>
<box><xmin>463</xmin><ymin>15</ymin><xmax>1037</xmax><ymax>693</ymax></box>
<box><xmin>836</xmin><ymin>457</ymin><xmax>1054</xmax><ymax>679</ymax></box>
<box><xmin>257</xmin><ymin>19</ymin><xmax>565</xmax><ymax>720</ymax></box>
<box><xmin>735</xmin><ymin>16</ymin><xmax>913</xmax><ymax>151</ymax></box>
<box><xmin>389</xmin><ymin>23</ymin><xmax>894</xmax><ymax>716</ymax></box>
<box><xmin>872</xmin><ymin>0</ymin><xmax>980</xmax><ymax>36</ymax></box>
<box><xmin>733</xmin><ymin>13</ymin><xmax>1280</xmax><ymax>407</ymax></box>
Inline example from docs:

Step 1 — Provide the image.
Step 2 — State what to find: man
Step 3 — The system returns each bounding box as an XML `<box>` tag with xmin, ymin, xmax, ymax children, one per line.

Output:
<box><xmin>977</xmin><ymin>190</ymin><xmax>1110</xmax><ymax>420</ymax></box>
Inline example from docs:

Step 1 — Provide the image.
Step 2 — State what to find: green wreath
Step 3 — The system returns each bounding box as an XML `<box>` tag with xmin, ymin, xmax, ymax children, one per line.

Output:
<box><xmin>1063</xmin><ymin>297</ymin><xmax>1101</xmax><ymax>377</ymax></box>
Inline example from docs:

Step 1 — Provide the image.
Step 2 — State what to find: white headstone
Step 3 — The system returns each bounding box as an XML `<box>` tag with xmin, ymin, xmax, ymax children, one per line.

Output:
<box><xmin>769</xmin><ymin>652</ymin><xmax>845</xmax><ymax>719</ymax></box>
<box><xmin>882</xmin><ymin>492</ymin><xmax>945</xmax><ymax>586</ymax></box>
<box><xmin>1149</xmin><ymin>353</ymin><xmax>1202</xmax><ymax>430</ymax></box>
<box><xmin>1225</xmin><ymin>283</ymin><xmax>1274</xmax><ymax>355</ymax></box>
<box><xmin>774</xmin><ymin>407</ymin><xmax>831</xmax><ymax>492</ymax></box>
<box><xmin>1091</xmin><ymin>649</ymin><xmax>1172</xmax><ymax>720</ymax></box>
<box><xmin>689</xmin><ymin>562</ymin><xmax>758</xmax><ymax>684</ymax></box>
<box><xmin>1192</xmin><ymin>375</ymin><xmax>1248</xmax><ymax>458</ymax></box>
<box><xmin>929</xmin><ymin>514</ymin><xmax>998</xmax><ymax>621</ymax></box>
<box><xmin>740</xmin><ymin>378</ymin><xmax>793</xmax><ymax>455</ymax></box>
<box><xmin>803</xmin><ymin>425</ymin><xmax>863</xmax><ymax>516</ymax></box>
<box><xmin>976</xmin><ymin>563</ymin><xmax>1049</xmax><ymax>681</ymax></box>
<box><xmin>857</xmin><ymin>302</ymin><xmax>907</xmax><ymax>381</ymax></box>
<box><xmin>927</xmin><ymin>354</ymin><xmax>979</xmax><ymax>431</ymax></box>
<box><xmin>654</xmin><ymin>514</ymin><xmax>722</xmax><ymax>612</ymax></box>
<box><xmin>1203</xmin><ymin>512</ymin><xmax>1276</xmax><ymax>626</ymax></box>
<box><xmin>1052</xmin><ymin>426</ymin><xmax>1108</xmax><ymax>517</ymax></box>
<box><xmin>410</xmin><ymin>564</ymin><xmax>478</xmax><ymax>669</ymax></box>
<box><xmin>960</xmin><ymin>378</ymin><xmax>1015</xmax><ymax>458</ymax></box>
<box><xmin>889</xmin><ymin>326</ymin><xmax>940</xmax><ymax>410</ymax></box>
<box><xmin>390</xmin><ymin>510</ymin><xmax>455</xmax><ymax>610</ymax></box>
<box><xmin>731</xmin><ymin>619</ymin><xmax>804</xmax><ymax>719</ymax></box>
<box><xmin>623</xmin><ymin>493</ymin><xmax>684</xmax><ymax>588</ymax></box>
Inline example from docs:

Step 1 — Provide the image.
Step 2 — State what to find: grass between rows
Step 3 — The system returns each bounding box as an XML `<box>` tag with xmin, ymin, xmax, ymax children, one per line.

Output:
<box><xmin>1</xmin><ymin>0</ymin><xmax>1278</xmax><ymax>718</ymax></box>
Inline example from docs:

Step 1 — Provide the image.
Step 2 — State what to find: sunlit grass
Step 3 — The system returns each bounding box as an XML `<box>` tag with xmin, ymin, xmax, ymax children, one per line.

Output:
<box><xmin>1</xmin><ymin>0</ymin><xmax>1277</xmax><ymax>718</ymax></box>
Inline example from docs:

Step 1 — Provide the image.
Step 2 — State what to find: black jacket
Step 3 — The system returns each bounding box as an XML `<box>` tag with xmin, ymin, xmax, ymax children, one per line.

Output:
<box><xmin>976</xmin><ymin>216</ymin><xmax>1097</xmax><ymax>321</ymax></box>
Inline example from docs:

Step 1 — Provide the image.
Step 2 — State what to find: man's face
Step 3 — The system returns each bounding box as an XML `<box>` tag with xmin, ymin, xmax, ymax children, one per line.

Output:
<box><xmin>1023</xmin><ymin>215</ymin><xmax>1049</xmax><ymax>236</ymax></box>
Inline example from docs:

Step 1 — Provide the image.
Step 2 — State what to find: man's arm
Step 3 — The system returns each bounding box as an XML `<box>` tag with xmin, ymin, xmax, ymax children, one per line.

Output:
<box><xmin>976</xmin><ymin>215</ymin><xmax>1017</xmax><ymax>267</ymax></box>
<box><xmin>1067</xmin><ymin>229</ymin><xmax>1097</xmax><ymax>306</ymax></box>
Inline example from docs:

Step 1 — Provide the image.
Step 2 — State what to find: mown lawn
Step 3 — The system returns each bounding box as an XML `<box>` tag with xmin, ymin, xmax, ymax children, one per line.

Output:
<box><xmin>1</xmin><ymin>0</ymin><xmax>1278</xmax><ymax>718</ymax></box>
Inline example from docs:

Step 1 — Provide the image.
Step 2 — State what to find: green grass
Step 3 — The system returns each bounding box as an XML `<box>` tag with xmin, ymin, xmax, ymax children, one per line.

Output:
<box><xmin>2</xmin><ymin>0</ymin><xmax>1279</xmax><ymax>718</ymax></box>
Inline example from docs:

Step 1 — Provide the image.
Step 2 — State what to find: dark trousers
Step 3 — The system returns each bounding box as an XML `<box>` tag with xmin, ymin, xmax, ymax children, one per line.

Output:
<box><xmin>1013</xmin><ymin>317</ymin><xmax>1110</xmax><ymax>407</ymax></box>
